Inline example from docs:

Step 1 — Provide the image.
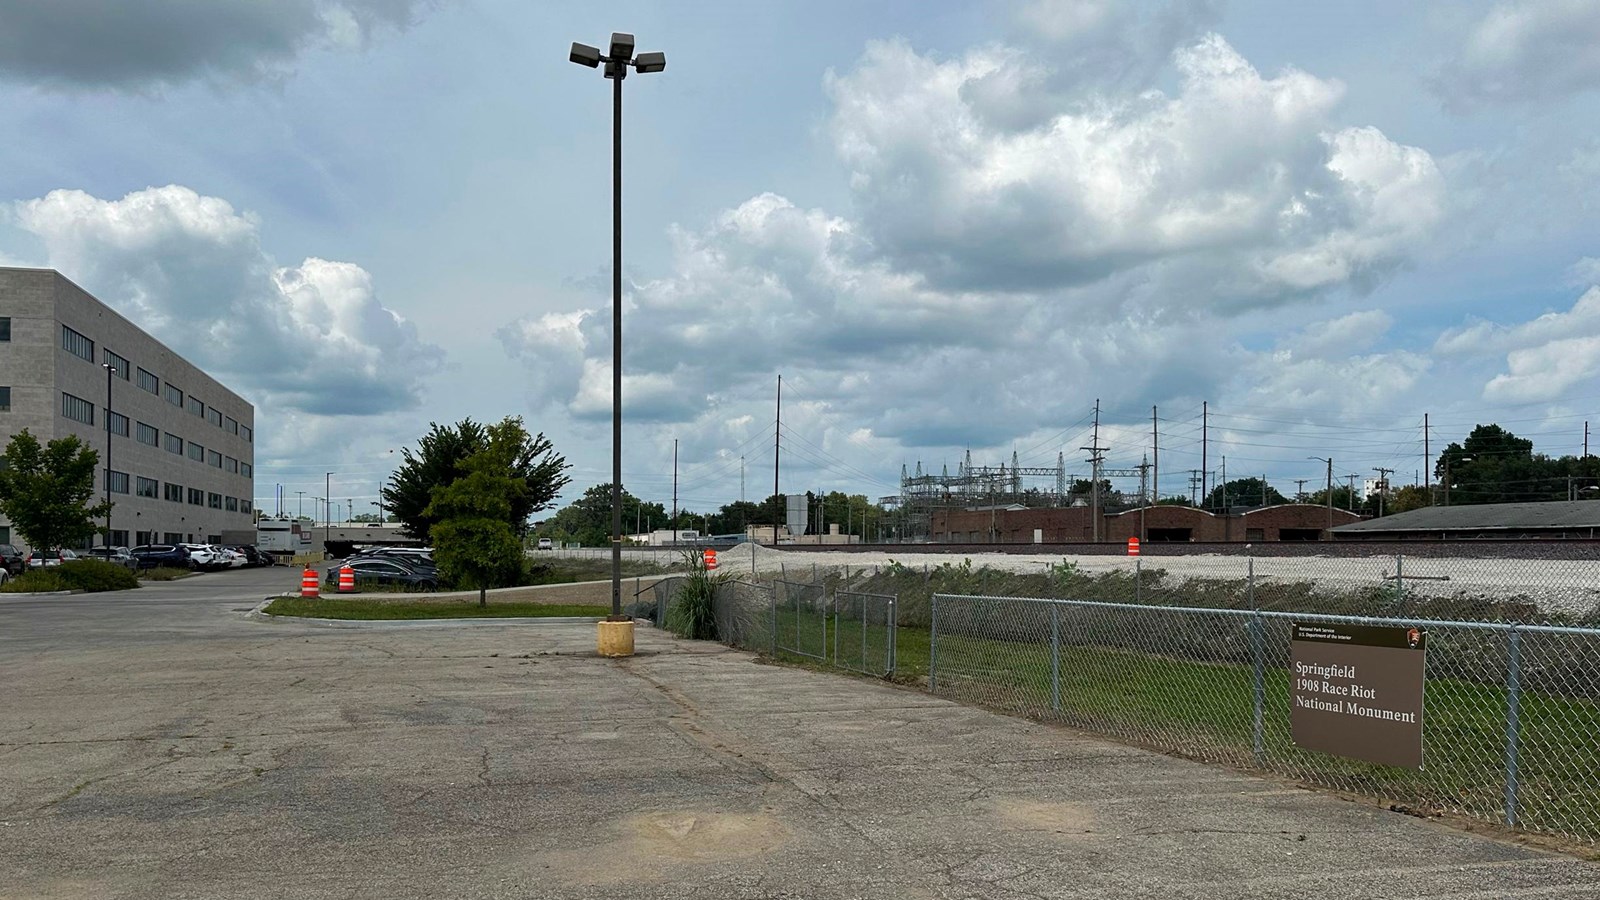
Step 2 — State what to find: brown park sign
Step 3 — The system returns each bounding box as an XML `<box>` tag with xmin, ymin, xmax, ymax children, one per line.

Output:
<box><xmin>1290</xmin><ymin>622</ymin><xmax>1427</xmax><ymax>769</ymax></box>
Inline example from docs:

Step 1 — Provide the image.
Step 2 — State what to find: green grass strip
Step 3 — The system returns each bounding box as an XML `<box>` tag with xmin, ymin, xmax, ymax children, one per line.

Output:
<box><xmin>263</xmin><ymin>597</ymin><xmax>610</xmax><ymax>620</ymax></box>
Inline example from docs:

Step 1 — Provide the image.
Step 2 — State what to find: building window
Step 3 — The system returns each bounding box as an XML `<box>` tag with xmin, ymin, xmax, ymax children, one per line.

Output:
<box><xmin>164</xmin><ymin>432</ymin><xmax>183</xmax><ymax>454</ymax></box>
<box><xmin>136</xmin><ymin>422</ymin><xmax>159</xmax><ymax>446</ymax></box>
<box><xmin>0</xmin><ymin>317</ymin><xmax>10</xmax><ymax>341</ymax></box>
<box><xmin>105</xmin><ymin>470</ymin><xmax>130</xmax><ymax>494</ymax></box>
<box><xmin>136</xmin><ymin>476</ymin><xmax>159</xmax><ymax>498</ymax></box>
<box><xmin>225</xmin><ymin>496</ymin><xmax>239</xmax><ymax>512</ymax></box>
<box><xmin>226</xmin><ymin>416</ymin><xmax>238</xmax><ymax>435</ymax></box>
<box><xmin>187</xmin><ymin>396</ymin><xmax>203</xmax><ymax>417</ymax></box>
<box><xmin>162</xmin><ymin>532</ymin><xmax>182</xmax><ymax>544</ymax></box>
<box><xmin>104</xmin><ymin>349</ymin><xmax>131</xmax><ymax>380</ymax></box>
<box><xmin>105</xmin><ymin>410</ymin><xmax>129</xmax><ymax>437</ymax></box>
<box><xmin>241</xmin><ymin>499</ymin><xmax>253</xmax><ymax>514</ymax></box>
<box><xmin>61</xmin><ymin>325</ymin><xmax>94</xmax><ymax>361</ymax></box>
<box><xmin>165</xmin><ymin>384</ymin><xmax>183</xmax><ymax>407</ymax></box>
<box><xmin>136</xmin><ymin>530</ymin><xmax>154</xmax><ymax>546</ymax></box>
<box><xmin>108</xmin><ymin>529</ymin><xmax>128</xmax><ymax>548</ymax></box>
<box><xmin>187</xmin><ymin>441</ymin><xmax>204</xmax><ymax>461</ymax></box>
<box><xmin>164</xmin><ymin>482</ymin><xmax>183</xmax><ymax>502</ymax></box>
<box><xmin>208</xmin><ymin>408</ymin><xmax>222</xmax><ymax>428</ymax></box>
<box><xmin>241</xmin><ymin>424</ymin><xmax>253</xmax><ymax>443</ymax></box>
<box><xmin>0</xmin><ymin>387</ymin><xmax>9</xmax><ymax>412</ymax></box>
<box><xmin>207</xmin><ymin>449</ymin><xmax>222</xmax><ymax>468</ymax></box>
<box><xmin>241</xmin><ymin>462</ymin><xmax>253</xmax><ymax>477</ymax></box>
<box><xmin>0</xmin><ymin>526</ymin><xmax>8</xmax><ymax>544</ymax></box>
<box><xmin>207</xmin><ymin>492</ymin><xmax>222</xmax><ymax>509</ymax></box>
<box><xmin>137</xmin><ymin>367</ymin><xmax>159</xmax><ymax>394</ymax></box>
<box><xmin>225</xmin><ymin>456</ymin><xmax>238</xmax><ymax>474</ymax></box>
<box><xmin>62</xmin><ymin>392</ymin><xmax>95</xmax><ymax>425</ymax></box>
<box><xmin>187</xmin><ymin>487</ymin><xmax>204</xmax><ymax>506</ymax></box>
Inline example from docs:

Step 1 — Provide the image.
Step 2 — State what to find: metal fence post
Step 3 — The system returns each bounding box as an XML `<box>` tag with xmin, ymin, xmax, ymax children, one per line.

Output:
<box><xmin>1050</xmin><ymin>601</ymin><xmax>1061</xmax><ymax>712</ymax></box>
<box><xmin>770</xmin><ymin>585</ymin><xmax>777</xmax><ymax>656</ymax></box>
<box><xmin>861</xmin><ymin>595</ymin><xmax>868</xmax><ymax>672</ymax></box>
<box><xmin>929</xmin><ymin>594</ymin><xmax>940</xmax><ymax>692</ymax></box>
<box><xmin>1247</xmin><ymin>557</ymin><xmax>1255</xmax><ymax>610</ymax></box>
<box><xmin>832</xmin><ymin>590</ymin><xmax>839</xmax><ymax>665</ymax></box>
<box><xmin>887</xmin><ymin>597</ymin><xmax>897</xmax><ymax>675</ymax></box>
<box><xmin>1251</xmin><ymin>610</ymin><xmax>1265</xmax><ymax>766</ymax></box>
<box><xmin>1505</xmin><ymin>625</ymin><xmax>1522</xmax><ymax>828</ymax></box>
<box><xmin>1135</xmin><ymin>557</ymin><xmax>1141</xmax><ymax>603</ymax></box>
<box><xmin>1395</xmin><ymin>554</ymin><xmax>1404</xmax><ymax>608</ymax></box>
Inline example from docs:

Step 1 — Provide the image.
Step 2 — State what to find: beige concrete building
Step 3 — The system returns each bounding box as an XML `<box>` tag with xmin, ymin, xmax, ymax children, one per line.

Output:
<box><xmin>0</xmin><ymin>267</ymin><xmax>255</xmax><ymax>550</ymax></box>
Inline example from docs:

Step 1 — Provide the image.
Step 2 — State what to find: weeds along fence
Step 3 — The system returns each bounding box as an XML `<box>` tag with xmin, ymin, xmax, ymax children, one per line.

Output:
<box><xmin>929</xmin><ymin>592</ymin><xmax>1600</xmax><ymax>845</ymax></box>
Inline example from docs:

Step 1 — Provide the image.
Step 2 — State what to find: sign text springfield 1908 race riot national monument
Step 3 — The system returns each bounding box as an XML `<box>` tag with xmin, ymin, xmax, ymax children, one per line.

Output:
<box><xmin>1289</xmin><ymin>622</ymin><xmax>1427</xmax><ymax>769</ymax></box>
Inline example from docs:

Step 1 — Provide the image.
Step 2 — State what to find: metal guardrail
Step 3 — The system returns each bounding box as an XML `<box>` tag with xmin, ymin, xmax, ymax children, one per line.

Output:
<box><xmin>929</xmin><ymin>592</ymin><xmax>1600</xmax><ymax>845</ymax></box>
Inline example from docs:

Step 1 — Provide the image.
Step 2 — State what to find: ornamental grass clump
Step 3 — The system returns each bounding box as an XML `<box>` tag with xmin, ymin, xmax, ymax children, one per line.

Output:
<box><xmin>665</xmin><ymin>549</ymin><xmax>727</xmax><ymax>641</ymax></box>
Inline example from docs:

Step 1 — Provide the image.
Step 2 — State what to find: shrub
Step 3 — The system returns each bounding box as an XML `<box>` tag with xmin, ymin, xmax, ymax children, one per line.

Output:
<box><xmin>139</xmin><ymin>566</ymin><xmax>192</xmax><ymax>582</ymax></box>
<box><xmin>665</xmin><ymin>550</ymin><xmax>726</xmax><ymax>640</ymax></box>
<box><xmin>1</xmin><ymin>569</ymin><xmax>68</xmax><ymax>592</ymax></box>
<box><xmin>55</xmin><ymin>559</ymin><xmax>140</xmax><ymax>592</ymax></box>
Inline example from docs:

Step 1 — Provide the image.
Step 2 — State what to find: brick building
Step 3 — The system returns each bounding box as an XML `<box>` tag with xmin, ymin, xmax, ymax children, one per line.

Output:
<box><xmin>930</xmin><ymin>503</ymin><xmax>1361</xmax><ymax>543</ymax></box>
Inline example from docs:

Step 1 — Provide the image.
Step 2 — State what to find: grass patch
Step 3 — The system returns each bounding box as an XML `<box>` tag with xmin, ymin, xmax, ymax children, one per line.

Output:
<box><xmin>262</xmin><ymin>596</ymin><xmax>610</xmax><ymax>620</ymax></box>
<box><xmin>2</xmin><ymin>560</ymin><xmax>140</xmax><ymax>593</ymax></box>
<box><xmin>138</xmin><ymin>566</ymin><xmax>194</xmax><ymax>581</ymax></box>
<box><xmin>521</xmin><ymin>557</ymin><xmax>672</xmax><ymax>585</ymax></box>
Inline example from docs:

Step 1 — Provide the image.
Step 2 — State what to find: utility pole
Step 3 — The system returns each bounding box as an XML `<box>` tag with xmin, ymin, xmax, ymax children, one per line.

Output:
<box><xmin>1201</xmin><ymin>401</ymin><xmax>1208</xmax><ymax>508</ymax></box>
<box><xmin>1219</xmin><ymin>455</ymin><xmax>1228</xmax><ymax>510</ymax></box>
<box><xmin>1373</xmin><ymin>467</ymin><xmax>1394</xmax><ymax>518</ymax></box>
<box><xmin>1424</xmin><ymin>413</ymin><xmax>1431</xmax><ymax>497</ymax></box>
<box><xmin>1081</xmin><ymin>399</ymin><xmax>1106</xmax><ymax>541</ymax></box>
<box><xmin>773</xmin><ymin>374</ymin><xmax>781</xmax><ymax>545</ymax></box>
<box><xmin>1294</xmin><ymin>479</ymin><xmax>1309</xmax><ymax>502</ymax></box>
<box><xmin>1189</xmin><ymin>469</ymin><xmax>1203</xmax><ymax>507</ymax></box>
<box><xmin>671</xmin><ymin>438</ymin><xmax>678</xmax><ymax>546</ymax></box>
<box><xmin>296</xmin><ymin>491</ymin><xmax>305</xmax><ymax>519</ymax></box>
<box><xmin>1586</xmin><ymin>421</ymin><xmax>1590</xmax><ymax>458</ymax></box>
<box><xmin>1137</xmin><ymin>455</ymin><xmax>1151</xmax><ymax>542</ymax></box>
<box><xmin>1346</xmin><ymin>474</ymin><xmax>1359</xmax><ymax>512</ymax></box>
<box><xmin>1152</xmin><ymin>405</ymin><xmax>1159</xmax><ymax>503</ymax></box>
<box><xmin>1309</xmin><ymin>456</ymin><xmax>1333</xmax><ymax>534</ymax></box>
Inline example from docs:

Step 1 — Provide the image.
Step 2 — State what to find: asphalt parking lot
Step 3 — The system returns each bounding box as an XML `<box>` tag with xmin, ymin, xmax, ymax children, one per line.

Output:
<box><xmin>3</xmin><ymin>568</ymin><xmax>1599</xmax><ymax>899</ymax></box>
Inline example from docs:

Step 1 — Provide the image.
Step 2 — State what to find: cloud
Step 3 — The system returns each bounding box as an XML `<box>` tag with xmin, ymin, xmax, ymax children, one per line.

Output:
<box><xmin>823</xmin><ymin>33</ymin><xmax>1444</xmax><ymax>299</ymax></box>
<box><xmin>0</xmin><ymin>0</ymin><xmax>434</xmax><ymax>90</ymax></box>
<box><xmin>12</xmin><ymin>185</ymin><xmax>443</xmax><ymax>415</ymax></box>
<box><xmin>1435</xmin><ymin>286</ymin><xmax>1600</xmax><ymax>404</ymax></box>
<box><xmin>1434</xmin><ymin>1</ymin><xmax>1600</xmax><ymax>109</ymax></box>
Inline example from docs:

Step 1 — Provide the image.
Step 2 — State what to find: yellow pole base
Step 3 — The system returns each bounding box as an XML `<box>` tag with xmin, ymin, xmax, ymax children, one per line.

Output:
<box><xmin>597</xmin><ymin>619</ymin><xmax>635</xmax><ymax>658</ymax></box>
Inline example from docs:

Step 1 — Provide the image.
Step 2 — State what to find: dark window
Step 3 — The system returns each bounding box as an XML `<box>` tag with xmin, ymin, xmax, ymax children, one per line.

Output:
<box><xmin>1280</xmin><ymin>528</ymin><xmax>1322</xmax><ymax>541</ymax></box>
<box><xmin>164</xmin><ymin>483</ymin><xmax>184</xmax><ymax>502</ymax></box>
<box><xmin>136</xmin><ymin>422</ymin><xmax>159</xmax><ymax>446</ymax></box>
<box><xmin>1147</xmin><ymin>527</ymin><xmax>1192</xmax><ymax>542</ymax></box>
<box><xmin>0</xmin><ymin>526</ymin><xmax>8</xmax><ymax>544</ymax></box>
<box><xmin>0</xmin><ymin>317</ymin><xmax>10</xmax><ymax>341</ymax></box>
<box><xmin>165</xmin><ymin>433</ymin><xmax>183</xmax><ymax>454</ymax></box>
<box><xmin>187</xmin><ymin>488</ymin><xmax>204</xmax><ymax>506</ymax></box>
<box><xmin>241</xmin><ymin>425</ymin><xmax>253</xmax><ymax>443</ymax></box>
<box><xmin>108</xmin><ymin>530</ymin><xmax>128</xmax><ymax>548</ymax></box>
<box><xmin>208</xmin><ymin>492</ymin><xmax>222</xmax><ymax>509</ymax></box>
<box><xmin>0</xmin><ymin>387</ymin><xmax>9</xmax><ymax>412</ymax></box>
<box><xmin>61</xmin><ymin>325</ymin><xmax>94</xmax><ymax>361</ymax></box>
<box><xmin>241</xmin><ymin>499</ymin><xmax>253</xmax><ymax>514</ymax></box>
<box><xmin>105</xmin><ymin>470</ymin><xmax>129</xmax><ymax>494</ymax></box>
<box><xmin>62</xmin><ymin>392</ymin><xmax>94</xmax><ymax>425</ymax></box>
<box><xmin>207</xmin><ymin>407</ymin><xmax>222</xmax><ymax>427</ymax></box>
<box><xmin>105</xmin><ymin>410</ymin><xmax>129</xmax><ymax>437</ymax></box>
<box><xmin>163</xmin><ymin>532</ymin><xmax>182</xmax><ymax>544</ymax></box>
<box><xmin>241</xmin><ymin>462</ymin><xmax>253</xmax><ymax>477</ymax></box>
<box><xmin>187</xmin><ymin>397</ymin><xmax>204</xmax><ymax>417</ymax></box>
<box><xmin>226</xmin><ymin>416</ymin><xmax>238</xmax><ymax>435</ymax></box>
<box><xmin>103</xmin><ymin>349</ymin><xmax>130</xmax><ymax>380</ymax></box>
<box><xmin>1245</xmin><ymin>528</ymin><xmax>1265</xmax><ymax>542</ymax></box>
<box><xmin>207</xmin><ymin>449</ymin><xmax>222</xmax><ymax>468</ymax></box>
<box><xmin>187</xmin><ymin>441</ymin><xmax>204</xmax><ymax>461</ymax></box>
<box><xmin>136</xmin><ymin>530</ymin><xmax>154</xmax><ymax>546</ymax></box>
<box><xmin>225</xmin><ymin>456</ymin><xmax>238</xmax><ymax>473</ymax></box>
<box><xmin>165</xmin><ymin>384</ymin><xmax>183</xmax><ymax>407</ymax></box>
<box><xmin>225</xmin><ymin>496</ymin><xmax>239</xmax><ymax>512</ymax></box>
<box><xmin>136</xmin><ymin>476</ymin><xmax>159</xmax><ymax>498</ymax></box>
<box><xmin>136</xmin><ymin>368</ymin><xmax>159</xmax><ymax>394</ymax></box>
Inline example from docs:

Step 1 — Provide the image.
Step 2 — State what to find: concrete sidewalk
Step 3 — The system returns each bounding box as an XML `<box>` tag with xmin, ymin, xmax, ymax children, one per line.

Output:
<box><xmin>2</xmin><ymin>613</ymin><xmax>1597</xmax><ymax>898</ymax></box>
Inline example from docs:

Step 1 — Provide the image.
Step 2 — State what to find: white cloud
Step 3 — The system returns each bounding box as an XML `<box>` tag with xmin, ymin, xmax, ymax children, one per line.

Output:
<box><xmin>0</xmin><ymin>0</ymin><xmax>434</xmax><ymax>90</ymax></box>
<box><xmin>1434</xmin><ymin>0</ymin><xmax>1600</xmax><ymax>109</ymax></box>
<box><xmin>1438</xmin><ymin>286</ymin><xmax>1600</xmax><ymax>403</ymax></box>
<box><xmin>12</xmin><ymin>185</ymin><xmax>443</xmax><ymax>416</ymax></box>
<box><xmin>823</xmin><ymin>33</ymin><xmax>1444</xmax><ymax>301</ymax></box>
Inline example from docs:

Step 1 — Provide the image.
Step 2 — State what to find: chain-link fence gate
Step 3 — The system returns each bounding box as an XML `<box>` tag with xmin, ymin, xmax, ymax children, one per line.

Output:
<box><xmin>832</xmin><ymin>590</ymin><xmax>897</xmax><ymax>677</ymax></box>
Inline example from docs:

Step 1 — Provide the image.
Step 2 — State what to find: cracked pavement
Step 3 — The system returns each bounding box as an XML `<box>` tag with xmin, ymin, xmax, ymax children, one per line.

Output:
<box><xmin>3</xmin><ymin>567</ymin><xmax>1599</xmax><ymax>898</ymax></box>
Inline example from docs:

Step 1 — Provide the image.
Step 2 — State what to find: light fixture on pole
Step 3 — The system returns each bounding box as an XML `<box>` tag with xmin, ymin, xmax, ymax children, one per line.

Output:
<box><xmin>102</xmin><ymin>361</ymin><xmax>116</xmax><ymax>547</ymax></box>
<box><xmin>569</xmin><ymin>31</ymin><xmax>666</xmax><ymax>624</ymax></box>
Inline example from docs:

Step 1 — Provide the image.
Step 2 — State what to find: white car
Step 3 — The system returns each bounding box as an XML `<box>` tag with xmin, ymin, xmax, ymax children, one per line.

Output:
<box><xmin>178</xmin><ymin>544</ymin><xmax>225</xmax><ymax>570</ymax></box>
<box><xmin>537</xmin><ymin>538</ymin><xmax>554</xmax><ymax>551</ymax></box>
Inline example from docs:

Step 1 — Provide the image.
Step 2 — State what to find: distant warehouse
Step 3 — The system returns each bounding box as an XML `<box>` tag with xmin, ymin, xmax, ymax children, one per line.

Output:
<box><xmin>1331</xmin><ymin>500</ymin><xmax>1600</xmax><ymax>541</ymax></box>
<box><xmin>0</xmin><ymin>268</ymin><xmax>256</xmax><ymax>551</ymax></box>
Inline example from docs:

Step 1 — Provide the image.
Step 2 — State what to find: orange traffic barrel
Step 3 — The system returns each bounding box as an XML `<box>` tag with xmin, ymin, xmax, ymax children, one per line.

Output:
<box><xmin>1127</xmin><ymin>537</ymin><xmax>1141</xmax><ymax>557</ymax></box>
<box><xmin>300</xmin><ymin>566</ymin><xmax>320</xmax><ymax>598</ymax></box>
<box><xmin>702</xmin><ymin>548</ymin><xmax>718</xmax><ymax>571</ymax></box>
<box><xmin>338</xmin><ymin>565</ymin><xmax>356</xmax><ymax>593</ymax></box>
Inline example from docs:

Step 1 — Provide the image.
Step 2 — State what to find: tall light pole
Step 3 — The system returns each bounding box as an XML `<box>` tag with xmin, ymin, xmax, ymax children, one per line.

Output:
<box><xmin>1309</xmin><ymin>456</ymin><xmax>1333</xmax><ymax>535</ymax></box>
<box><xmin>570</xmin><ymin>32</ymin><xmax>666</xmax><ymax>620</ymax></box>
<box><xmin>325</xmin><ymin>472</ymin><xmax>333</xmax><ymax>555</ymax></box>
<box><xmin>102</xmin><ymin>362</ymin><xmax>116</xmax><ymax>546</ymax></box>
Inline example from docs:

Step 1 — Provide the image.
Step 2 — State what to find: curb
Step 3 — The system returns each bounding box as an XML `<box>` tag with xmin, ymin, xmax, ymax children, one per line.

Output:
<box><xmin>0</xmin><ymin>588</ymin><xmax>85</xmax><ymax>597</ymax></box>
<box><xmin>245</xmin><ymin>596</ymin><xmax>617</xmax><ymax>629</ymax></box>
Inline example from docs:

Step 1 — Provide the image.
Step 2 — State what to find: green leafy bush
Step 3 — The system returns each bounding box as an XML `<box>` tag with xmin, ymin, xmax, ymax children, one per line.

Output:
<box><xmin>1</xmin><ymin>569</ymin><xmax>68</xmax><ymax>592</ymax></box>
<box><xmin>56</xmin><ymin>559</ymin><xmax>140</xmax><ymax>592</ymax></box>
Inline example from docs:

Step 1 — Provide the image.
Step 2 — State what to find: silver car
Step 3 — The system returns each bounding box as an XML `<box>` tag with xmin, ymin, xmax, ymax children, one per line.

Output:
<box><xmin>84</xmin><ymin>547</ymin><xmax>139</xmax><ymax>571</ymax></box>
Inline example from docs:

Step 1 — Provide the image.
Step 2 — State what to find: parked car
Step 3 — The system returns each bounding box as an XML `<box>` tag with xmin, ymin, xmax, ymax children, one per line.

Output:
<box><xmin>325</xmin><ymin>558</ymin><xmax>438</xmax><ymax>591</ymax></box>
<box><xmin>26</xmin><ymin>548</ymin><xmax>79</xmax><ymax>567</ymax></box>
<box><xmin>536</xmin><ymin>538</ymin><xmax>553</xmax><ymax>551</ymax></box>
<box><xmin>227</xmin><ymin>545</ymin><xmax>269</xmax><ymax>567</ymax></box>
<box><xmin>0</xmin><ymin>543</ymin><xmax>24</xmax><ymax>576</ymax></box>
<box><xmin>177</xmin><ymin>544</ymin><xmax>227</xmax><ymax>571</ymax></box>
<box><xmin>84</xmin><ymin>547</ymin><xmax>139</xmax><ymax>571</ymax></box>
<box><xmin>129</xmin><ymin>545</ymin><xmax>195</xmax><ymax>570</ymax></box>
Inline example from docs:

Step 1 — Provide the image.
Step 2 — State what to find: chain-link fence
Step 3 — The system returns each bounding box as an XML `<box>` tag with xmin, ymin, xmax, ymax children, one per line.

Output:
<box><xmin>928</xmin><ymin>591</ymin><xmax>1600</xmax><ymax>845</ymax></box>
<box><xmin>832</xmin><ymin>591</ymin><xmax>897</xmax><ymax>676</ymax></box>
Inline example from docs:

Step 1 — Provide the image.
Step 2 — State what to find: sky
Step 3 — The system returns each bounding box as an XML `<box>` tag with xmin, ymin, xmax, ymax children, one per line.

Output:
<box><xmin>3</xmin><ymin>0</ymin><xmax>1600</xmax><ymax>517</ymax></box>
